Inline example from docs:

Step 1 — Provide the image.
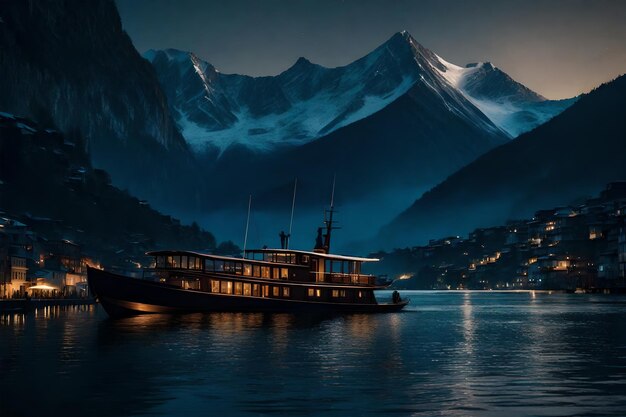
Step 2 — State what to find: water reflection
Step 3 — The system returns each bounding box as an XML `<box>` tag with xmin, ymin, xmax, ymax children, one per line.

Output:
<box><xmin>1</xmin><ymin>293</ymin><xmax>626</xmax><ymax>417</ymax></box>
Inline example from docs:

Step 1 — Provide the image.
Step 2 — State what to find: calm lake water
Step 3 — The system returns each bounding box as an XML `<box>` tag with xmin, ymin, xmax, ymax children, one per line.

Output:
<box><xmin>2</xmin><ymin>291</ymin><xmax>626</xmax><ymax>417</ymax></box>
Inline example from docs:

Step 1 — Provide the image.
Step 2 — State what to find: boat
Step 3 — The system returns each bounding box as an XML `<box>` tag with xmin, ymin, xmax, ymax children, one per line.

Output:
<box><xmin>88</xmin><ymin>205</ymin><xmax>408</xmax><ymax>318</ymax></box>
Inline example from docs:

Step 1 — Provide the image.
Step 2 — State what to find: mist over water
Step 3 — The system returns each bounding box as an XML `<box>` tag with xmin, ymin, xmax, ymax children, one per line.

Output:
<box><xmin>198</xmin><ymin>186</ymin><xmax>425</xmax><ymax>253</ymax></box>
<box><xmin>2</xmin><ymin>292</ymin><xmax>626</xmax><ymax>417</ymax></box>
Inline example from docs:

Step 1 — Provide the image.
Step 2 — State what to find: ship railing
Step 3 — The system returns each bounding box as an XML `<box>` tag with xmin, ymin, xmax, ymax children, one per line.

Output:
<box><xmin>310</xmin><ymin>272</ymin><xmax>377</xmax><ymax>286</ymax></box>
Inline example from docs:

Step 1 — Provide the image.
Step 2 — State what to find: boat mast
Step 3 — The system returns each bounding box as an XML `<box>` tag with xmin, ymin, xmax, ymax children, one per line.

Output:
<box><xmin>242</xmin><ymin>195</ymin><xmax>252</xmax><ymax>258</ymax></box>
<box><xmin>287</xmin><ymin>178</ymin><xmax>297</xmax><ymax>249</ymax></box>
<box><xmin>323</xmin><ymin>175</ymin><xmax>338</xmax><ymax>254</ymax></box>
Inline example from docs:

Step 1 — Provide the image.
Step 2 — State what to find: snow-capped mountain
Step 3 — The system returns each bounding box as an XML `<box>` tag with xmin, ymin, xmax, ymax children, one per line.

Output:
<box><xmin>436</xmin><ymin>59</ymin><xmax>577</xmax><ymax>136</ymax></box>
<box><xmin>146</xmin><ymin>31</ymin><xmax>574</xmax><ymax>153</ymax></box>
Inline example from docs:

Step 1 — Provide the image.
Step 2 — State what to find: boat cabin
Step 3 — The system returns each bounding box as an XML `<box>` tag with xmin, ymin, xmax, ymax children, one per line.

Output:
<box><xmin>149</xmin><ymin>249</ymin><xmax>378</xmax><ymax>286</ymax></box>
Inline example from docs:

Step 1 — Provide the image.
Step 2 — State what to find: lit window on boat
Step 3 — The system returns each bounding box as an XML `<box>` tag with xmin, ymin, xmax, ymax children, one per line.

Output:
<box><xmin>253</xmin><ymin>265</ymin><xmax>261</xmax><ymax>277</ymax></box>
<box><xmin>211</xmin><ymin>280</ymin><xmax>220</xmax><ymax>293</ymax></box>
<box><xmin>263</xmin><ymin>285</ymin><xmax>269</xmax><ymax>297</ymax></box>
<box><xmin>172</xmin><ymin>256</ymin><xmax>181</xmax><ymax>268</ymax></box>
<box><xmin>272</xmin><ymin>268</ymin><xmax>280</xmax><ymax>279</ymax></box>
<box><xmin>332</xmin><ymin>290</ymin><xmax>339</xmax><ymax>298</ymax></box>
<box><xmin>281</xmin><ymin>268</ymin><xmax>289</xmax><ymax>279</ymax></box>
<box><xmin>235</xmin><ymin>263</ymin><xmax>243</xmax><ymax>275</ymax></box>
<box><xmin>307</xmin><ymin>288</ymin><xmax>315</xmax><ymax>297</ymax></box>
<box><xmin>181</xmin><ymin>256</ymin><xmax>188</xmax><ymax>269</ymax></box>
<box><xmin>167</xmin><ymin>256</ymin><xmax>173</xmax><ymax>267</ymax></box>
<box><xmin>243</xmin><ymin>283</ymin><xmax>252</xmax><ymax>296</ymax></box>
<box><xmin>261</xmin><ymin>266</ymin><xmax>270</xmax><ymax>278</ymax></box>
<box><xmin>252</xmin><ymin>284</ymin><xmax>260</xmax><ymax>296</ymax></box>
<box><xmin>316</xmin><ymin>289</ymin><xmax>321</xmax><ymax>297</ymax></box>
<box><xmin>243</xmin><ymin>264</ymin><xmax>252</xmax><ymax>276</ymax></box>
<box><xmin>187</xmin><ymin>256</ymin><xmax>195</xmax><ymax>269</ymax></box>
<box><xmin>234</xmin><ymin>282</ymin><xmax>243</xmax><ymax>295</ymax></box>
<box><xmin>272</xmin><ymin>286</ymin><xmax>280</xmax><ymax>297</ymax></box>
<box><xmin>358</xmin><ymin>291</ymin><xmax>363</xmax><ymax>298</ymax></box>
<box><xmin>282</xmin><ymin>287</ymin><xmax>290</xmax><ymax>297</ymax></box>
<box><xmin>220</xmin><ymin>281</ymin><xmax>232</xmax><ymax>294</ymax></box>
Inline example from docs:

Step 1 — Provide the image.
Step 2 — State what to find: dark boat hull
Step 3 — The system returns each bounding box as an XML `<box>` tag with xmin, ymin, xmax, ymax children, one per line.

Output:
<box><xmin>88</xmin><ymin>267</ymin><xmax>408</xmax><ymax>318</ymax></box>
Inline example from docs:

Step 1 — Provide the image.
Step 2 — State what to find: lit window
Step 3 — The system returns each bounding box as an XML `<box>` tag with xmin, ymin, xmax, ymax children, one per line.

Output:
<box><xmin>234</xmin><ymin>282</ymin><xmax>243</xmax><ymax>295</ymax></box>
<box><xmin>253</xmin><ymin>265</ymin><xmax>261</xmax><ymax>277</ymax></box>
<box><xmin>358</xmin><ymin>291</ymin><xmax>363</xmax><ymax>298</ymax></box>
<box><xmin>263</xmin><ymin>285</ymin><xmax>269</xmax><ymax>297</ymax></box>
<box><xmin>283</xmin><ymin>287</ymin><xmax>290</xmax><ymax>297</ymax></box>
<box><xmin>211</xmin><ymin>280</ymin><xmax>220</xmax><ymax>293</ymax></box>
<box><xmin>261</xmin><ymin>266</ymin><xmax>270</xmax><ymax>278</ymax></box>
<box><xmin>332</xmin><ymin>290</ymin><xmax>339</xmax><ymax>298</ymax></box>
<box><xmin>316</xmin><ymin>289</ymin><xmax>321</xmax><ymax>297</ymax></box>
<box><xmin>235</xmin><ymin>263</ymin><xmax>243</xmax><ymax>275</ymax></box>
<box><xmin>272</xmin><ymin>268</ymin><xmax>280</xmax><ymax>279</ymax></box>
<box><xmin>252</xmin><ymin>284</ymin><xmax>260</xmax><ymax>296</ymax></box>
<box><xmin>281</xmin><ymin>268</ymin><xmax>289</xmax><ymax>279</ymax></box>
<box><xmin>243</xmin><ymin>283</ymin><xmax>252</xmax><ymax>296</ymax></box>
<box><xmin>272</xmin><ymin>286</ymin><xmax>280</xmax><ymax>297</ymax></box>
<box><xmin>243</xmin><ymin>264</ymin><xmax>252</xmax><ymax>276</ymax></box>
<box><xmin>220</xmin><ymin>281</ymin><xmax>232</xmax><ymax>294</ymax></box>
<box><xmin>307</xmin><ymin>288</ymin><xmax>315</xmax><ymax>297</ymax></box>
<box><xmin>181</xmin><ymin>256</ymin><xmax>188</xmax><ymax>269</ymax></box>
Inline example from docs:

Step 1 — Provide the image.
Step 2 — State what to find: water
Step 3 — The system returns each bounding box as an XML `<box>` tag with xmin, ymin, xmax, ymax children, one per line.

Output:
<box><xmin>2</xmin><ymin>291</ymin><xmax>626</xmax><ymax>417</ymax></box>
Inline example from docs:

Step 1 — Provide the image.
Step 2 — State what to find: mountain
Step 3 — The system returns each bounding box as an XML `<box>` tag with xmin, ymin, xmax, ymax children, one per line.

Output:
<box><xmin>443</xmin><ymin>61</ymin><xmax>577</xmax><ymax>136</ymax></box>
<box><xmin>0</xmin><ymin>0</ymin><xmax>200</xmax><ymax>210</ymax></box>
<box><xmin>0</xmin><ymin>112</ymin><xmax>216</xmax><ymax>266</ymax></box>
<box><xmin>185</xmin><ymin>32</ymin><xmax>512</xmax><ymax>211</ymax></box>
<box><xmin>146</xmin><ymin>31</ymin><xmax>573</xmax><ymax>154</ymax></box>
<box><xmin>380</xmin><ymin>74</ymin><xmax>626</xmax><ymax>249</ymax></box>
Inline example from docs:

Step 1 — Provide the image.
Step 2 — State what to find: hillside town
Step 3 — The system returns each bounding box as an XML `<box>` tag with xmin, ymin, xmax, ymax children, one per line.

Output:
<box><xmin>376</xmin><ymin>182</ymin><xmax>626</xmax><ymax>292</ymax></box>
<box><xmin>0</xmin><ymin>216</ymin><xmax>99</xmax><ymax>299</ymax></box>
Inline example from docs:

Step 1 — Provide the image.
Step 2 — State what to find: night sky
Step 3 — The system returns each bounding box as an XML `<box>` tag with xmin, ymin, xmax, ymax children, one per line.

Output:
<box><xmin>116</xmin><ymin>0</ymin><xmax>626</xmax><ymax>99</ymax></box>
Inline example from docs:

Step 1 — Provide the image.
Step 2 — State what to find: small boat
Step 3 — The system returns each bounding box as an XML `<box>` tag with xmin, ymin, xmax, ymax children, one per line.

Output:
<box><xmin>88</xmin><ymin>205</ymin><xmax>408</xmax><ymax>318</ymax></box>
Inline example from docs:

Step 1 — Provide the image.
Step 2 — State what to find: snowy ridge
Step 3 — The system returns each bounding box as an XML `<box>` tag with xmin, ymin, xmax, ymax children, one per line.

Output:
<box><xmin>433</xmin><ymin>55</ymin><xmax>576</xmax><ymax>137</ymax></box>
<box><xmin>146</xmin><ymin>32</ymin><xmax>575</xmax><ymax>153</ymax></box>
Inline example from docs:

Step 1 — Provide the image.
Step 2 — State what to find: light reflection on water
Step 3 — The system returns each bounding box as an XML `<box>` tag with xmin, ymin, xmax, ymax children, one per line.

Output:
<box><xmin>1</xmin><ymin>292</ymin><xmax>626</xmax><ymax>417</ymax></box>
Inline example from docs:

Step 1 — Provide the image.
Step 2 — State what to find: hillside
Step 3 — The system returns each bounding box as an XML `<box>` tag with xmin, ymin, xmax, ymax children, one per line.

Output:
<box><xmin>0</xmin><ymin>113</ymin><xmax>216</xmax><ymax>266</ymax></box>
<box><xmin>380</xmin><ymin>74</ymin><xmax>626</xmax><ymax>249</ymax></box>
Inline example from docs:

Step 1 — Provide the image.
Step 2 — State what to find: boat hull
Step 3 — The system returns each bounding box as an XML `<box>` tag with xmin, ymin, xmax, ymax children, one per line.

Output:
<box><xmin>88</xmin><ymin>268</ymin><xmax>408</xmax><ymax>318</ymax></box>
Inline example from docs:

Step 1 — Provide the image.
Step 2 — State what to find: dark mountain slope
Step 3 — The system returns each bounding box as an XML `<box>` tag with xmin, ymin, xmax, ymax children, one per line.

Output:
<box><xmin>0</xmin><ymin>112</ymin><xmax>216</xmax><ymax>265</ymax></box>
<box><xmin>381</xmin><ymin>75</ymin><xmax>626</xmax><ymax>248</ymax></box>
<box><xmin>0</xmin><ymin>0</ymin><xmax>198</xmax><ymax>209</ymax></box>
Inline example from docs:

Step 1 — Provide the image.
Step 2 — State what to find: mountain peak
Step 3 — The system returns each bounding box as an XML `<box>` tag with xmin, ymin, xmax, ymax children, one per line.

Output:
<box><xmin>293</xmin><ymin>56</ymin><xmax>314</xmax><ymax>67</ymax></box>
<box><xmin>387</xmin><ymin>30</ymin><xmax>419</xmax><ymax>47</ymax></box>
<box><xmin>465</xmin><ymin>62</ymin><xmax>496</xmax><ymax>71</ymax></box>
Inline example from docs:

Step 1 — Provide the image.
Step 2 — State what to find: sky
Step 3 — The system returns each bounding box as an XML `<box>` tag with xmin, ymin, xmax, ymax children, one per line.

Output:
<box><xmin>116</xmin><ymin>0</ymin><xmax>626</xmax><ymax>99</ymax></box>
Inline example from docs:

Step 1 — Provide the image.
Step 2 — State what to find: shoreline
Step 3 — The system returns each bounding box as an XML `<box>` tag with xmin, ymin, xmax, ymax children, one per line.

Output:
<box><xmin>0</xmin><ymin>298</ymin><xmax>96</xmax><ymax>313</ymax></box>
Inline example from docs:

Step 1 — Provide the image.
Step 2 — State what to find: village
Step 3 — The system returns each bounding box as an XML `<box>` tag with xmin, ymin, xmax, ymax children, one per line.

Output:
<box><xmin>377</xmin><ymin>182</ymin><xmax>626</xmax><ymax>292</ymax></box>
